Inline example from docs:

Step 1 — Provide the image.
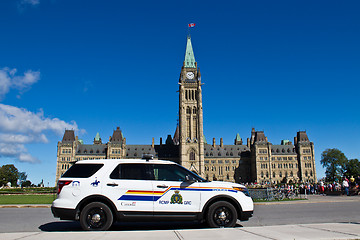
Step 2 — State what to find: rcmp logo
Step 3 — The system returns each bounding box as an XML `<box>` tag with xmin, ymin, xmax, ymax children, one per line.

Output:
<box><xmin>170</xmin><ymin>190</ymin><xmax>183</xmax><ymax>204</ymax></box>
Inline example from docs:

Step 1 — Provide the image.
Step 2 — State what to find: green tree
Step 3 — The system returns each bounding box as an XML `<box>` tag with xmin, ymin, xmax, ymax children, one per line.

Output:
<box><xmin>344</xmin><ymin>159</ymin><xmax>360</xmax><ymax>178</ymax></box>
<box><xmin>0</xmin><ymin>164</ymin><xmax>20</xmax><ymax>187</ymax></box>
<box><xmin>320</xmin><ymin>148</ymin><xmax>347</xmax><ymax>182</ymax></box>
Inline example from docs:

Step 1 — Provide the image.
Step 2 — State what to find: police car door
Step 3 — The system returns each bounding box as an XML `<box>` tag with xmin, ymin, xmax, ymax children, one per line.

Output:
<box><xmin>106</xmin><ymin>163</ymin><xmax>154</xmax><ymax>215</ymax></box>
<box><xmin>152</xmin><ymin>164</ymin><xmax>201</xmax><ymax>215</ymax></box>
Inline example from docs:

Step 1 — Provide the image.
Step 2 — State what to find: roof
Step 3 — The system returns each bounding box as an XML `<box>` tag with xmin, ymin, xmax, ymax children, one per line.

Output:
<box><xmin>271</xmin><ymin>145</ymin><xmax>297</xmax><ymax>155</ymax></box>
<box><xmin>111</xmin><ymin>127</ymin><xmax>123</xmax><ymax>143</ymax></box>
<box><xmin>204</xmin><ymin>144</ymin><xmax>250</xmax><ymax>158</ymax></box>
<box><xmin>95</xmin><ymin>132</ymin><xmax>101</xmax><ymax>141</ymax></box>
<box><xmin>62</xmin><ymin>130</ymin><xmax>75</xmax><ymax>143</ymax></box>
<box><xmin>184</xmin><ymin>36</ymin><xmax>196</xmax><ymax>68</ymax></box>
<box><xmin>76</xmin><ymin>144</ymin><xmax>107</xmax><ymax>156</ymax></box>
<box><xmin>126</xmin><ymin>145</ymin><xmax>156</xmax><ymax>158</ymax></box>
<box><xmin>297</xmin><ymin>131</ymin><xmax>310</xmax><ymax>143</ymax></box>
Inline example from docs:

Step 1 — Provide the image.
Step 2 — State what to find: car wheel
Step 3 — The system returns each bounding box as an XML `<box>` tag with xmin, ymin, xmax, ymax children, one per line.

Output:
<box><xmin>206</xmin><ymin>201</ymin><xmax>237</xmax><ymax>228</ymax></box>
<box><xmin>80</xmin><ymin>202</ymin><xmax>113</xmax><ymax>231</ymax></box>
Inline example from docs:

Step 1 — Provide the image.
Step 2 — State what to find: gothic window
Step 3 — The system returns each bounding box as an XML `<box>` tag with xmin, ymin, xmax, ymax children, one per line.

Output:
<box><xmin>273</xmin><ymin>172</ymin><xmax>275</xmax><ymax>178</ymax></box>
<box><xmin>276</xmin><ymin>149</ymin><xmax>279</xmax><ymax>153</ymax></box>
<box><xmin>206</xmin><ymin>153</ymin><xmax>209</xmax><ymax>156</ymax></box>
<box><xmin>218</xmin><ymin>152</ymin><xmax>221</xmax><ymax>156</ymax></box>
<box><xmin>282</xmin><ymin>149</ymin><xmax>285</xmax><ymax>153</ymax></box>
<box><xmin>310</xmin><ymin>171</ymin><xmax>313</xmax><ymax>176</ymax></box>
<box><xmin>227</xmin><ymin>174</ymin><xmax>229</xmax><ymax>180</ymax></box>
<box><xmin>193</xmin><ymin>107</ymin><xmax>197</xmax><ymax>114</ymax></box>
<box><xmin>189</xmin><ymin>151</ymin><xmax>195</xmax><ymax>161</ymax></box>
<box><xmin>287</xmin><ymin>149</ymin><xmax>290</xmax><ymax>153</ymax></box>
<box><xmin>266</xmin><ymin>172</ymin><xmax>269</xmax><ymax>178</ymax></box>
<box><xmin>210</xmin><ymin>153</ymin><xmax>213</xmax><ymax>156</ymax></box>
<box><xmin>305</xmin><ymin>171</ymin><xmax>308</xmax><ymax>177</ymax></box>
<box><xmin>186</xmin><ymin>107</ymin><xmax>191</xmax><ymax>114</ymax></box>
<box><xmin>185</xmin><ymin>90</ymin><xmax>188</xmax><ymax>100</ymax></box>
<box><xmin>290</xmin><ymin>171</ymin><xmax>293</xmax><ymax>177</ymax></box>
<box><xmin>279</xmin><ymin>172</ymin><xmax>282</xmax><ymax>177</ymax></box>
<box><xmin>261</xmin><ymin>171</ymin><xmax>264</xmax><ymax>178</ymax></box>
<box><xmin>226</xmin><ymin>152</ymin><xmax>229</xmax><ymax>156</ymax></box>
<box><xmin>230</xmin><ymin>152</ymin><xmax>233</xmax><ymax>156</ymax></box>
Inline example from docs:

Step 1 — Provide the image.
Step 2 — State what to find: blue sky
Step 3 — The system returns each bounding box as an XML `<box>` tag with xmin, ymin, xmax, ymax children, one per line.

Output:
<box><xmin>0</xmin><ymin>0</ymin><xmax>359</xmax><ymax>186</ymax></box>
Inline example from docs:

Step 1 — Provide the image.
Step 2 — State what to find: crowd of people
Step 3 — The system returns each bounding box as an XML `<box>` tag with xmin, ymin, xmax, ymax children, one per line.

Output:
<box><xmin>245</xmin><ymin>175</ymin><xmax>360</xmax><ymax>196</ymax></box>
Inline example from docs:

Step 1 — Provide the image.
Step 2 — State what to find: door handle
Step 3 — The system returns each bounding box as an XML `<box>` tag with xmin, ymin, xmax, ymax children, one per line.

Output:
<box><xmin>107</xmin><ymin>183</ymin><xmax>118</xmax><ymax>187</ymax></box>
<box><xmin>157</xmin><ymin>185</ymin><xmax>168</xmax><ymax>189</ymax></box>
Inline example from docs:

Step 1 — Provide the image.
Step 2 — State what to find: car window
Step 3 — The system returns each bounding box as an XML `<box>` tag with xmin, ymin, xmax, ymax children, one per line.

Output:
<box><xmin>110</xmin><ymin>164</ymin><xmax>151</xmax><ymax>180</ymax></box>
<box><xmin>62</xmin><ymin>164</ymin><xmax>103</xmax><ymax>178</ymax></box>
<box><xmin>152</xmin><ymin>164</ymin><xmax>191</xmax><ymax>182</ymax></box>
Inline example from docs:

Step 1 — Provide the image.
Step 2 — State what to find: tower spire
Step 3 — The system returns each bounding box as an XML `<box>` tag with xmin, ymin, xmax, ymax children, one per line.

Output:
<box><xmin>184</xmin><ymin>36</ymin><xmax>196</xmax><ymax>68</ymax></box>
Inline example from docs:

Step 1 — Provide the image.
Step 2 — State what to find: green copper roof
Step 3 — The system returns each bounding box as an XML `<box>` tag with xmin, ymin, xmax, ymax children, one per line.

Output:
<box><xmin>78</xmin><ymin>139</ymin><xmax>84</xmax><ymax>144</ymax></box>
<box><xmin>203</xmin><ymin>135</ymin><xmax>207</xmax><ymax>144</ymax></box>
<box><xmin>95</xmin><ymin>132</ymin><xmax>101</xmax><ymax>141</ymax></box>
<box><xmin>236</xmin><ymin>133</ymin><xmax>241</xmax><ymax>142</ymax></box>
<box><xmin>184</xmin><ymin>36</ymin><xmax>196</xmax><ymax>68</ymax></box>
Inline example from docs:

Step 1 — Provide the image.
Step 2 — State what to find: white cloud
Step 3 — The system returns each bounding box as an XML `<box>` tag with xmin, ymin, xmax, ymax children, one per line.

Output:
<box><xmin>0</xmin><ymin>104</ymin><xmax>80</xmax><ymax>163</ymax></box>
<box><xmin>0</xmin><ymin>68</ymin><xmax>40</xmax><ymax>100</ymax></box>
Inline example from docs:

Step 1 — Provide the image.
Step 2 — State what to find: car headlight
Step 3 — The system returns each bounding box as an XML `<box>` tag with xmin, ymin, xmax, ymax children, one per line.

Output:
<box><xmin>233</xmin><ymin>186</ymin><xmax>250</xmax><ymax>197</ymax></box>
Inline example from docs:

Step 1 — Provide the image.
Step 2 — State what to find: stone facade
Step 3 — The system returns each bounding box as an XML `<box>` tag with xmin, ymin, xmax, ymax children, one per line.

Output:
<box><xmin>55</xmin><ymin>36</ymin><xmax>317</xmax><ymax>185</ymax></box>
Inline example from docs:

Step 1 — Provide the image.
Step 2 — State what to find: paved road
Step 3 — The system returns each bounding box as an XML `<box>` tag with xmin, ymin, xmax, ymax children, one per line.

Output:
<box><xmin>1</xmin><ymin>195</ymin><xmax>359</xmax><ymax>233</ymax></box>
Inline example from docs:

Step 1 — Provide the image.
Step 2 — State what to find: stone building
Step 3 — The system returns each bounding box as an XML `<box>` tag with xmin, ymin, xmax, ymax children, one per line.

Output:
<box><xmin>56</xmin><ymin>36</ymin><xmax>317</xmax><ymax>185</ymax></box>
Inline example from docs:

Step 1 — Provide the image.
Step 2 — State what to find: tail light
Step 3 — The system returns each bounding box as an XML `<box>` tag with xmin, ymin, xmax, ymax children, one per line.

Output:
<box><xmin>57</xmin><ymin>180</ymin><xmax>72</xmax><ymax>195</ymax></box>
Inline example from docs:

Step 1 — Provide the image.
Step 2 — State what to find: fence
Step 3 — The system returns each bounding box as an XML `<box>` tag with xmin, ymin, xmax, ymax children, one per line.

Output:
<box><xmin>248</xmin><ymin>188</ymin><xmax>304</xmax><ymax>201</ymax></box>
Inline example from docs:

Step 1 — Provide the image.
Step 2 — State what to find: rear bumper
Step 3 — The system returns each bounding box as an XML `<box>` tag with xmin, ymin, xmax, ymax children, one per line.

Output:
<box><xmin>240</xmin><ymin>210</ymin><xmax>253</xmax><ymax>221</ymax></box>
<box><xmin>51</xmin><ymin>206</ymin><xmax>77</xmax><ymax>220</ymax></box>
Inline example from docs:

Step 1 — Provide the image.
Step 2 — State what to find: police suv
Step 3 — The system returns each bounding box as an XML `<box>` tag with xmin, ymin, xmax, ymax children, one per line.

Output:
<box><xmin>52</xmin><ymin>156</ymin><xmax>253</xmax><ymax>231</ymax></box>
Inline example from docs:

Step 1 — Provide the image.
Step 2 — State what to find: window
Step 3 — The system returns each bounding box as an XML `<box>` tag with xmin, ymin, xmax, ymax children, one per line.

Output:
<box><xmin>189</xmin><ymin>151</ymin><xmax>195</xmax><ymax>161</ymax></box>
<box><xmin>110</xmin><ymin>164</ymin><xmax>151</xmax><ymax>180</ymax></box>
<box><xmin>62</xmin><ymin>164</ymin><xmax>103</xmax><ymax>178</ymax></box>
<box><xmin>273</xmin><ymin>172</ymin><xmax>275</xmax><ymax>178</ymax></box>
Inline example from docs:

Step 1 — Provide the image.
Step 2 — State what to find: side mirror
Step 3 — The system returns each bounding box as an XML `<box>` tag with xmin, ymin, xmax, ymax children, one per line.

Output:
<box><xmin>185</xmin><ymin>175</ymin><xmax>195</xmax><ymax>183</ymax></box>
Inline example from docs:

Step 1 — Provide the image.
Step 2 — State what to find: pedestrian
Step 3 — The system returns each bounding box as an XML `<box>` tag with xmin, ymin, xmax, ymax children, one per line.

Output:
<box><xmin>342</xmin><ymin>178</ymin><xmax>349</xmax><ymax>196</ymax></box>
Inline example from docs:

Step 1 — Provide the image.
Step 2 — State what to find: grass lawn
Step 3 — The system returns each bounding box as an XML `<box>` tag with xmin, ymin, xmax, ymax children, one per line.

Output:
<box><xmin>0</xmin><ymin>194</ymin><xmax>56</xmax><ymax>204</ymax></box>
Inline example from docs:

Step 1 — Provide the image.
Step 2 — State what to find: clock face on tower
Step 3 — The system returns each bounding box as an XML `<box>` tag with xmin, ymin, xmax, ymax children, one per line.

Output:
<box><xmin>186</xmin><ymin>72</ymin><xmax>194</xmax><ymax>79</ymax></box>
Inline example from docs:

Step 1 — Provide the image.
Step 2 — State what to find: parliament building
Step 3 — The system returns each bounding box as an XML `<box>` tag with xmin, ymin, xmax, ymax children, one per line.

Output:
<box><xmin>56</xmin><ymin>36</ymin><xmax>317</xmax><ymax>185</ymax></box>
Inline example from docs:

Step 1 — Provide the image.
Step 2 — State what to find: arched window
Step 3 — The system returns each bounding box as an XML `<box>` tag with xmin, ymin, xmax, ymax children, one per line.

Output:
<box><xmin>261</xmin><ymin>171</ymin><xmax>264</xmax><ymax>178</ymax></box>
<box><xmin>305</xmin><ymin>171</ymin><xmax>308</xmax><ymax>177</ymax></box>
<box><xmin>290</xmin><ymin>171</ymin><xmax>293</xmax><ymax>177</ymax></box>
<box><xmin>193</xmin><ymin>107</ymin><xmax>197</xmax><ymax>114</ymax></box>
<box><xmin>185</xmin><ymin>90</ymin><xmax>188</xmax><ymax>100</ymax></box>
<box><xmin>279</xmin><ymin>172</ymin><xmax>282</xmax><ymax>177</ymax></box>
<box><xmin>186</xmin><ymin>107</ymin><xmax>191</xmax><ymax>114</ymax></box>
<box><xmin>273</xmin><ymin>172</ymin><xmax>276</xmax><ymax>178</ymax></box>
<box><xmin>276</xmin><ymin>149</ymin><xmax>279</xmax><ymax>153</ymax></box>
<box><xmin>266</xmin><ymin>172</ymin><xmax>269</xmax><ymax>178</ymax></box>
<box><xmin>189</xmin><ymin>151</ymin><xmax>195</xmax><ymax>161</ymax></box>
<box><xmin>230</xmin><ymin>152</ymin><xmax>233</xmax><ymax>156</ymax></box>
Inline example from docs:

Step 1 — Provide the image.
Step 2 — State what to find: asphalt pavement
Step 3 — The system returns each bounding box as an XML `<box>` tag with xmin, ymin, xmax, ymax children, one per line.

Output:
<box><xmin>1</xmin><ymin>195</ymin><xmax>359</xmax><ymax>240</ymax></box>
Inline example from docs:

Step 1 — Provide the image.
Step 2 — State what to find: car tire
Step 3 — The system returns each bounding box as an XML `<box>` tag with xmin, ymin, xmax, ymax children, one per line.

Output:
<box><xmin>206</xmin><ymin>201</ymin><xmax>237</xmax><ymax>228</ymax></box>
<box><xmin>80</xmin><ymin>202</ymin><xmax>113</xmax><ymax>231</ymax></box>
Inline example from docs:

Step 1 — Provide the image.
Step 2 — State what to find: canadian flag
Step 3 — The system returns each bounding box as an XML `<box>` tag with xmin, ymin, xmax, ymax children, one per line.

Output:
<box><xmin>188</xmin><ymin>23</ymin><xmax>196</xmax><ymax>28</ymax></box>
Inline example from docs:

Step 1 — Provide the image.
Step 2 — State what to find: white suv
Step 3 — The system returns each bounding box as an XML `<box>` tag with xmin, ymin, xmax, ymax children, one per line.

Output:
<box><xmin>52</xmin><ymin>157</ymin><xmax>253</xmax><ymax>231</ymax></box>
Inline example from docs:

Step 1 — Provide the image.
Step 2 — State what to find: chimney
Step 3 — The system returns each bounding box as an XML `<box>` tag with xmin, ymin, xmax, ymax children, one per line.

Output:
<box><xmin>160</xmin><ymin>137</ymin><xmax>163</xmax><ymax>146</ymax></box>
<box><xmin>220</xmin><ymin>138</ymin><xmax>224</xmax><ymax>148</ymax></box>
<box><xmin>152</xmin><ymin>137</ymin><xmax>155</xmax><ymax>148</ymax></box>
<box><xmin>212</xmin><ymin>138</ymin><xmax>216</xmax><ymax>147</ymax></box>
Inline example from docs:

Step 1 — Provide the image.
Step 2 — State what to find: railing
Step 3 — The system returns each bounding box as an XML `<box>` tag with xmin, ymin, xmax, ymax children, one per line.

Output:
<box><xmin>248</xmin><ymin>188</ymin><xmax>302</xmax><ymax>201</ymax></box>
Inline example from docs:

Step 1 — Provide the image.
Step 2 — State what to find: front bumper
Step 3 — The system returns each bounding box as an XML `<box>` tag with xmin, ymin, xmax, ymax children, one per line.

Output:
<box><xmin>51</xmin><ymin>206</ymin><xmax>77</xmax><ymax>220</ymax></box>
<box><xmin>240</xmin><ymin>210</ymin><xmax>253</xmax><ymax>221</ymax></box>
